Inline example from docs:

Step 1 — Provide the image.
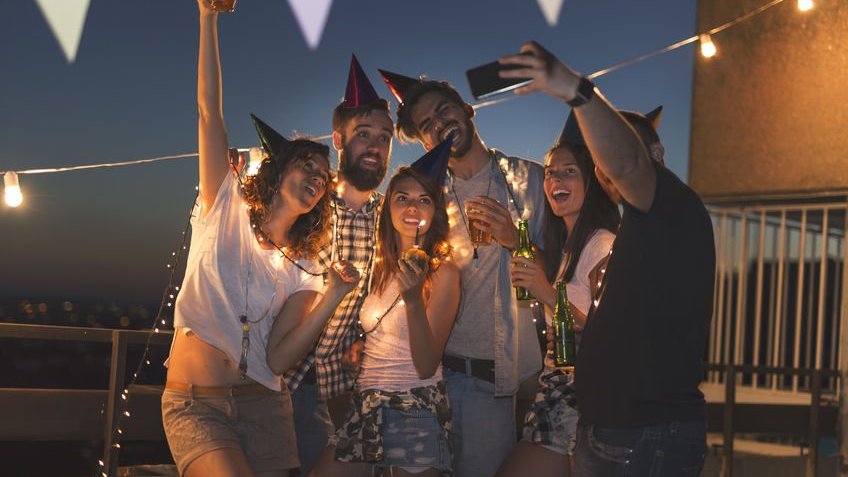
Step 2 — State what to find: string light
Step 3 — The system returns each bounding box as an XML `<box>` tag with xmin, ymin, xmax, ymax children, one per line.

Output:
<box><xmin>96</xmin><ymin>191</ymin><xmax>196</xmax><ymax>476</ymax></box>
<box><xmin>4</xmin><ymin>171</ymin><xmax>23</xmax><ymax>208</ymax></box>
<box><xmin>797</xmin><ymin>0</ymin><xmax>813</xmax><ymax>11</ymax></box>
<box><xmin>1</xmin><ymin>1</ymin><xmax>814</xmax><ymax>199</ymax></box>
<box><xmin>700</xmin><ymin>34</ymin><xmax>717</xmax><ymax>58</ymax></box>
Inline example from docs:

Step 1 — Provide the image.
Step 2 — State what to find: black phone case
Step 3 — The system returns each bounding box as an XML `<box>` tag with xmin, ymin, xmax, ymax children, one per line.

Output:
<box><xmin>466</xmin><ymin>57</ymin><xmax>532</xmax><ymax>100</ymax></box>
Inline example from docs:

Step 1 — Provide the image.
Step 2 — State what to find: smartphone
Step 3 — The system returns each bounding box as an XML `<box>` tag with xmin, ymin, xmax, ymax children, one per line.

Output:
<box><xmin>466</xmin><ymin>53</ymin><xmax>532</xmax><ymax>100</ymax></box>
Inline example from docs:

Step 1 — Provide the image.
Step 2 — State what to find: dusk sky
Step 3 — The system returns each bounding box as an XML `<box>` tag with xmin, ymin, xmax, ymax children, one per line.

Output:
<box><xmin>0</xmin><ymin>0</ymin><xmax>699</xmax><ymax>303</ymax></box>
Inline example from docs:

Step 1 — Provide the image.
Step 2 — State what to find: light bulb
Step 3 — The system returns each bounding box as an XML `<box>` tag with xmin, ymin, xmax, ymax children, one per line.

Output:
<box><xmin>700</xmin><ymin>34</ymin><xmax>717</xmax><ymax>58</ymax></box>
<box><xmin>797</xmin><ymin>0</ymin><xmax>813</xmax><ymax>11</ymax></box>
<box><xmin>4</xmin><ymin>172</ymin><xmax>23</xmax><ymax>207</ymax></box>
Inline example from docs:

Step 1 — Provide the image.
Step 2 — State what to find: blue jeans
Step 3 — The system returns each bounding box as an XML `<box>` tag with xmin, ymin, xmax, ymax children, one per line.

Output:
<box><xmin>444</xmin><ymin>368</ymin><xmax>516</xmax><ymax>477</ymax></box>
<box><xmin>573</xmin><ymin>421</ymin><xmax>706</xmax><ymax>477</ymax></box>
<box><xmin>291</xmin><ymin>382</ymin><xmax>334</xmax><ymax>476</ymax></box>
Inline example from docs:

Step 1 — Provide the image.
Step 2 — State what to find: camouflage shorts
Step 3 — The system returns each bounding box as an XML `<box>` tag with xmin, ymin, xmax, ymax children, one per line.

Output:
<box><xmin>330</xmin><ymin>381</ymin><xmax>453</xmax><ymax>475</ymax></box>
<box><xmin>521</xmin><ymin>367</ymin><xmax>579</xmax><ymax>455</ymax></box>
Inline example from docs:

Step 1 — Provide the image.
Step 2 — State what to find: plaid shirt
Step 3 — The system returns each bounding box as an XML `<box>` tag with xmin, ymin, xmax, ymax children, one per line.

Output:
<box><xmin>285</xmin><ymin>191</ymin><xmax>381</xmax><ymax>399</ymax></box>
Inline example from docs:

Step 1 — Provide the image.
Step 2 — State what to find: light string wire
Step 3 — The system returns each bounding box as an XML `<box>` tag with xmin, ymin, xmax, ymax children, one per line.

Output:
<box><xmin>0</xmin><ymin>0</ymin><xmax>792</xmax><ymax>179</ymax></box>
<box><xmin>94</xmin><ymin>189</ymin><xmax>197</xmax><ymax>477</ymax></box>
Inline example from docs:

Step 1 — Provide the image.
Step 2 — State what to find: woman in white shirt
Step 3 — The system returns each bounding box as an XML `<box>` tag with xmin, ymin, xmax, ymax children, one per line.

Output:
<box><xmin>161</xmin><ymin>2</ymin><xmax>359</xmax><ymax>476</ymax></box>
<box><xmin>310</xmin><ymin>153</ymin><xmax>461</xmax><ymax>477</ymax></box>
<box><xmin>498</xmin><ymin>139</ymin><xmax>620</xmax><ymax>477</ymax></box>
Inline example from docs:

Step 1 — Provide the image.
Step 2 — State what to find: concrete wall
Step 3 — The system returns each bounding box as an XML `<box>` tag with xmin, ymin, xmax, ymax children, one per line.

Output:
<box><xmin>689</xmin><ymin>0</ymin><xmax>848</xmax><ymax>203</ymax></box>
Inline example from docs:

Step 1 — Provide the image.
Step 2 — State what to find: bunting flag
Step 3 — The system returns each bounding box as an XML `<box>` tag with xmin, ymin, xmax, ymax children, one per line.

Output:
<box><xmin>287</xmin><ymin>0</ymin><xmax>334</xmax><ymax>50</ymax></box>
<box><xmin>536</xmin><ymin>0</ymin><xmax>565</xmax><ymax>27</ymax></box>
<box><xmin>34</xmin><ymin>0</ymin><xmax>91</xmax><ymax>63</ymax></box>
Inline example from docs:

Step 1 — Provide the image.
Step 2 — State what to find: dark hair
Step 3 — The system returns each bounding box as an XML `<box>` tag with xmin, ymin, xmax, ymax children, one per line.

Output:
<box><xmin>620</xmin><ymin>111</ymin><xmax>660</xmax><ymax>148</ymax></box>
<box><xmin>370</xmin><ymin>167</ymin><xmax>451</xmax><ymax>295</ymax></box>
<box><xmin>395</xmin><ymin>80</ymin><xmax>466</xmax><ymax>144</ymax></box>
<box><xmin>242</xmin><ymin>138</ymin><xmax>333</xmax><ymax>260</ymax></box>
<box><xmin>542</xmin><ymin>142</ymin><xmax>620</xmax><ymax>283</ymax></box>
<box><xmin>332</xmin><ymin>100</ymin><xmax>392</xmax><ymax>134</ymax></box>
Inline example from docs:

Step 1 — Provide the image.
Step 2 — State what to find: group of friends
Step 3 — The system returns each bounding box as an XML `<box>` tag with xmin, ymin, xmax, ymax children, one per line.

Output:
<box><xmin>161</xmin><ymin>2</ymin><xmax>717</xmax><ymax>476</ymax></box>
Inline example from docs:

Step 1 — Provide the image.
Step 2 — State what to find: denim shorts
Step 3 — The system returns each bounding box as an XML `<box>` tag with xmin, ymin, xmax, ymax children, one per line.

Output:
<box><xmin>379</xmin><ymin>407</ymin><xmax>451</xmax><ymax>473</ymax></box>
<box><xmin>161</xmin><ymin>385</ymin><xmax>298</xmax><ymax>474</ymax></box>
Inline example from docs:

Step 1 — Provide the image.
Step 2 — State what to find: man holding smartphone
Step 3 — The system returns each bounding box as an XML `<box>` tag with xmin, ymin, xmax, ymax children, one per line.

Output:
<box><xmin>382</xmin><ymin>70</ymin><xmax>546</xmax><ymax>477</ymax></box>
<box><xmin>286</xmin><ymin>55</ymin><xmax>394</xmax><ymax>476</ymax></box>
<box><xmin>498</xmin><ymin>42</ymin><xmax>714</xmax><ymax>476</ymax></box>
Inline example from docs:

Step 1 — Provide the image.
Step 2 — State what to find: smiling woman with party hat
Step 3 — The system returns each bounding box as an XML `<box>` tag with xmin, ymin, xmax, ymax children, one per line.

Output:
<box><xmin>310</xmin><ymin>137</ymin><xmax>460</xmax><ymax>477</ymax></box>
<box><xmin>161</xmin><ymin>2</ymin><xmax>362</xmax><ymax>476</ymax></box>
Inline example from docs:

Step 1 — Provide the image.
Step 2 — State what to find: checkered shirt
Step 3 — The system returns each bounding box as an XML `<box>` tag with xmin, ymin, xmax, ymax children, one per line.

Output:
<box><xmin>285</xmin><ymin>191</ymin><xmax>381</xmax><ymax>399</ymax></box>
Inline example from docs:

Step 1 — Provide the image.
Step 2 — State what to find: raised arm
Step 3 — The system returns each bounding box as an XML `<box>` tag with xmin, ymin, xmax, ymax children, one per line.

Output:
<box><xmin>500</xmin><ymin>41</ymin><xmax>657</xmax><ymax>212</ymax></box>
<box><xmin>197</xmin><ymin>0</ymin><xmax>230</xmax><ymax>214</ymax></box>
<box><xmin>400</xmin><ymin>260</ymin><xmax>461</xmax><ymax>379</ymax></box>
<box><xmin>266</xmin><ymin>263</ymin><xmax>360</xmax><ymax>375</ymax></box>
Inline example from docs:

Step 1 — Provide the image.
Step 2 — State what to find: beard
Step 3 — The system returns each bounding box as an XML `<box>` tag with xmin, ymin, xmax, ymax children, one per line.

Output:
<box><xmin>448</xmin><ymin>117</ymin><xmax>475</xmax><ymax>158</ymax></box>
<box><xmin>338</xmin><ymin>145</ymin><xmax>387</xmax><ymax>192</ymax></box>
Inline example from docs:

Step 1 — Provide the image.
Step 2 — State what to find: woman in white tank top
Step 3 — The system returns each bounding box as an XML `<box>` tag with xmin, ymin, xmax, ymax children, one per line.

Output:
<box><xmin>310</xmin><ymin>157</ymin><xmax>461</xmax><ymax>477</ymax></box>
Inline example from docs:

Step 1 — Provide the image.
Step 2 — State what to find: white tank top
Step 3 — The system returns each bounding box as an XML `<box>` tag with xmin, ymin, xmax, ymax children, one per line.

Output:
<box><xmin>357</xmin><ymin>279</ymin><xmax>443</xmax><ymax>392</ymax></box>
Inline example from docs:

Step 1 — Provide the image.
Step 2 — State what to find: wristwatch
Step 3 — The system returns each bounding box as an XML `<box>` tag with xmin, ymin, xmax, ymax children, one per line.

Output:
<box><xmin>566</xmin><ymin>76</ymin><xmax>595</xmax><ymax>108</ymax></box>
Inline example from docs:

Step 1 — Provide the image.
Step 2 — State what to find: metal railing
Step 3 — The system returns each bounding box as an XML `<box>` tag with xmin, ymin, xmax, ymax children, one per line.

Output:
<box><xmin>707</xmin><ymin>203</ymin><xmax>847</xmax><ymax>396</ymax></box>
<box><xmin>706</xmin><ymin>363</ymin><xmax>839</xmax><ymax>477</ymax></box>
<box><xmin>0</xmin><ymin>322</ymin><xmax>173</xmax><ymax>476</ymax></box>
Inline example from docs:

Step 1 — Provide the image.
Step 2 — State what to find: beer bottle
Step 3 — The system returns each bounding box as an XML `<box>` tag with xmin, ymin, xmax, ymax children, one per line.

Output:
<box><xmin>513</xmin><ymin>219</ymin><xmax>535</xmax><ymax>300</ymax></box>
<box><xmin>552</xmin><ymin>281</ymin><xmax>576</xmax><ymax>367</ymax></box>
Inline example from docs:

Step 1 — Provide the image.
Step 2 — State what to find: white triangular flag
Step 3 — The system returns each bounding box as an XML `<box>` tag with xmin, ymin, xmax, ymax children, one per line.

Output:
<box><xmin>536</xmin><ymin>0</ymin><xmax>564</xmax><ymax>27</ymax></box>
<box><xmin>34</xmin><ymin>0</ymin><xmax>92</xmax><ymax>63</ymax></box>
<box><xmin>287</xmin><ymin>0</ymin><xmax>334</xmax><ymax>50</ymax></box>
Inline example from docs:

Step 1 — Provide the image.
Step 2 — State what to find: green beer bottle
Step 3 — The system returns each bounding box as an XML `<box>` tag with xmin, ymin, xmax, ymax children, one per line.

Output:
<box><xmin>552</xmin><ymin>281</ymin><xmax>576</xmax><ymax>367</ymax></box>
<box><xmin>513</xmin><ymin>219</ymin><xmax>535</xmax><ymax>300</ymax></box>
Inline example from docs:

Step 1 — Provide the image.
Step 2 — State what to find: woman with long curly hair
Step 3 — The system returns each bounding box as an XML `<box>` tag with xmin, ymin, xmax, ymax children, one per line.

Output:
<box><xmin>310</xmin><ymin>157</ymin><xmax>461</xmax><ymax>477</ymax></box>
<box><xmin>496</xmin><ymin>138</ymin><xmax>620</xmax><ymax>477</ymax></box>
<box><xmin>161</xmin><ymin>2</ymin><xmax>359</xmax><ymax>476</ymax></box>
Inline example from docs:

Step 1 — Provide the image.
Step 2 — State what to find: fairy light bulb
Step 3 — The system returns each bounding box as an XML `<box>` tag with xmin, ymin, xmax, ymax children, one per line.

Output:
<box><xmin>797</xmin><ymin>0</ymin><xmax>813</xmax><ymax>11</ymax></box>
<box><xmin>4</xmin><ymin>172</ymin><xmax>23</xmax><ymax>208</ymax></box>
<box><xmin>700</xmin><ymin>34</ymin><xmax>717</xmax><ymax>58</ymax></box>
<box><xmin>247</xmin><ymin>147</ymin><xmax>264</xmax><ymax>175</ymax></box>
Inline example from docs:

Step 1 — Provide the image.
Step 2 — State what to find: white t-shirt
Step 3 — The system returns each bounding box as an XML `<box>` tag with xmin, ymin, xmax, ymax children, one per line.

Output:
<box><xmin>543</xmin><ymin>229</ymin><xmax>615</xmax><ymax>370</ymax></box>
<box><xmin>170</xmin><ymin>173</ymin><xmax>324</xmax><ymax>391</ymax></box>
<box><xmin>357</xmin><ymin>279</ymin><xmax>443</xmax><ymax>392</ymax></box>
<box><xmin>551</xmin><ymin>229</ymin><xmax>616</xmax><ymax>322</ymax></box>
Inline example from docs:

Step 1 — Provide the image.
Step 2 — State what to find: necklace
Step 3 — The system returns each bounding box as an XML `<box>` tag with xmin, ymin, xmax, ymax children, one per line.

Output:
<box><xmin>448</xmin><ymin>152</ymin><xmax>496</xmax><ymax>266</ymax></box>
<box><xmin>238</xmin><ymin>239</ymin><xmax>282</xmax><ymax>379</ymax></box>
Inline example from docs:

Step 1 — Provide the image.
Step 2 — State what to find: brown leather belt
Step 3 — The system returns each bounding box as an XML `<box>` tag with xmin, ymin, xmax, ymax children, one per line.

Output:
<box><xmin>165</xmin><ymin>381</ymin><xmax>273</xmax><ymax>396</ymax></box>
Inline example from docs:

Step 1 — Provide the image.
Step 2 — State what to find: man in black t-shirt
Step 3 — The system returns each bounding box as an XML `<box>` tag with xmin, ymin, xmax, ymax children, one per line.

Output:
<box><xmin>500</xmin><ymin>42</ymin><xmax>715</xmax><ymax>476</ymax></box>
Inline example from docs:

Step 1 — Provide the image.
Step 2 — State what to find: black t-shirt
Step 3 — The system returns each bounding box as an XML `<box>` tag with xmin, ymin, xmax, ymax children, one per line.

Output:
<box><xmin>575</xmin><ymin>162</ymin><xmax>715</xmax><ymax>428</ymax></box>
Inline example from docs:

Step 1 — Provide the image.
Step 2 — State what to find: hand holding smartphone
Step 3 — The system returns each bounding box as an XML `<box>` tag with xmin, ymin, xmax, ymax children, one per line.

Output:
<box><xmin>466</xmin><ymin>52</ymin><xmax>533</xmax><ymax>100</ymax></box>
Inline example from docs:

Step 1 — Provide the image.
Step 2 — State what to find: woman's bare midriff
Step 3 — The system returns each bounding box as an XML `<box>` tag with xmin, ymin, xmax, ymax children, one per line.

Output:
<box><xmin>166</xmin><ymin>327</ymin><xmax>261</xmax><ymax>387</ymax></box>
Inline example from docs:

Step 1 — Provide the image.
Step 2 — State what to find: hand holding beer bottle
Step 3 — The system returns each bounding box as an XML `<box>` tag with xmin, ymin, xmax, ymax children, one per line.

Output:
<box><xmin>552</xmin><ymin>281</ymin><xmax>576</xmax><ymax>368</ymax></box>
<box><xmin>512</xmin><ymin>219</ymin><xmax>535</xmax><ymax>300</ymax></box>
